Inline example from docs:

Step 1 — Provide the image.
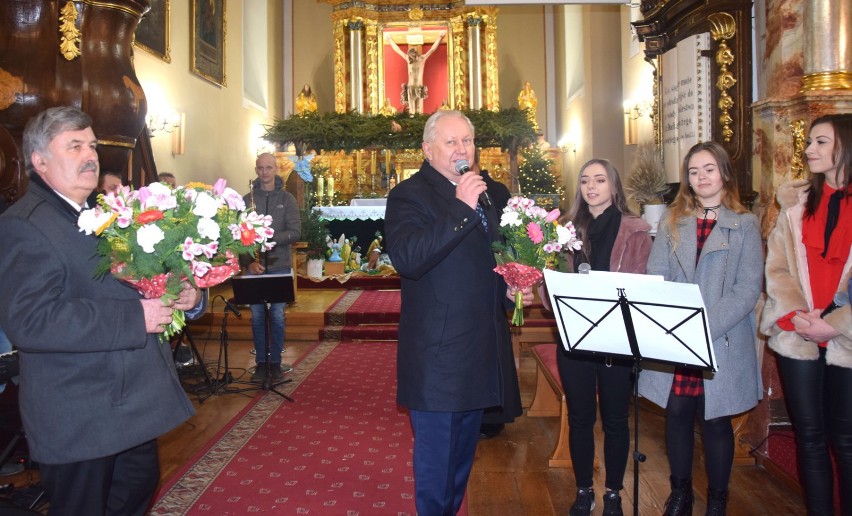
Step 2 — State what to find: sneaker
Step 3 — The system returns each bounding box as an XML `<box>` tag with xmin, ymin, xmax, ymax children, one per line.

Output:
<box><xmin>269</xmin><ymin>363</ymin><xmax>293</xmax><ymax>380</ymax></box>
<box><xmin>569</xmin><ymin>487</ymin><xmax>595</xmax><ymax>516</ymax></box>
<box><xmin>602</xmin><ymin>490</ymin><xmax>624</xmax><ymax>516</ymax></box>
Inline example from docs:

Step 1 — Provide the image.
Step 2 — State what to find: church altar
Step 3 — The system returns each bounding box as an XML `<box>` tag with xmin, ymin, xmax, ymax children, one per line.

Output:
<box><xmin>314</xmin><ymin>205</ymin><xmax>386</xmax><ymax>253</ymax></box>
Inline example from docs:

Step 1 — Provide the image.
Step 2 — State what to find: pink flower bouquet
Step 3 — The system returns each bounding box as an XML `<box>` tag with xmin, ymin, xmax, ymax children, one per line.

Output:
<box><xmin>493</xmin><ymin>196</ymin><xmax>582</xmax><ymax>326</ymax></box>
<box><xmin>78</xmin><ymin>179</ymin><xmax>274</xmax><ymax>338</ymax></box>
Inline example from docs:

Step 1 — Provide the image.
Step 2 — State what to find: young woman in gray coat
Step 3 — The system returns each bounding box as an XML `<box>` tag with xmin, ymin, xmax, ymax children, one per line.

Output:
<box><xmin>638</xmin><ymin>142</ymin><xmax>764</xmax><ymax>515</ymax></box>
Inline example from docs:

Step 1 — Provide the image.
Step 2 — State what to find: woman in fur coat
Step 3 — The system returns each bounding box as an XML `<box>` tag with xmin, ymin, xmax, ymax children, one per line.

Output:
<box><xmin>761</xmin><ymin>114</ymin><xmax>852</xmax><ymax>515</ymax></box>
<box><xmin>638</xmin><ymin>142</ymin><xmax>764</xmax><ymax>515</ymax></box>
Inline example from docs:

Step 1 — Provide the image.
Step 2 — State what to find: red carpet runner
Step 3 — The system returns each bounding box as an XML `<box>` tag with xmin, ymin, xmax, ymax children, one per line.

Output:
<box><xmin>151</xmin><ymin>341</ymin><xmax>415</xmax><ymax>515</ymax></box>
<box><xmin>321</xmin><ymin>290</ymin><xmax>401</xmax><ymax>341</ymax></box>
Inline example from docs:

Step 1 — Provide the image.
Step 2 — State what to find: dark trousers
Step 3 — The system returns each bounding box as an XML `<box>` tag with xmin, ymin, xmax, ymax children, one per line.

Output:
<box><xmin>777</xmin><ymin>347</ymin><xmax>852</xmax><ymax>516</ymax></box>
<box><xmin>409</xmin><ymin>408</ymin><xmax>483</xmax><ymax>516</ymax></box>
<box><xmin>665</xmin><ymin>393</ymin><xmax>733</xmax><ymax>490</ymax></box>
<box><xmin>39</xmin><ymin>439</ymin><xmax>159</xmax><ymax>516</ymax></box>
<box><xmin>557</xmin><ymin>351</ymin><xmax>632</xmax><ymax>491</ymax></box>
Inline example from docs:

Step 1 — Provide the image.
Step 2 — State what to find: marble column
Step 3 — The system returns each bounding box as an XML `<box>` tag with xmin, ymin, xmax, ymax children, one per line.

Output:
<box><xmin>466</xmin><ymin>15</ymin><xmax>483</xmax><ymax>110</ymax></box>
<box><xmin>348</xmin><ymin>19</ymin><xmax>365</xmax><ymax>114</ymax></box>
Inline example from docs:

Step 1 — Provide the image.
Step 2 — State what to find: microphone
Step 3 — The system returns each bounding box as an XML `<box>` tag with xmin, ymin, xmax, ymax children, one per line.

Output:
<box><xmin>224</xmin><ymin>298</ymin><xmax>242</xmax><ymax>318</ymax></box>
<box><xmin>455</xmin><ymin>160</ymin><xmax>492</xmax><ymax>208</ymax></box>
<box><xmin>577</xmin><ymin>263</ymin><xmax>591</xmax><ymax>274</ymax></box>
<box><xmin>820</xmin><ymin>291</ymin><xmax>849</xmax><ymax>318</ymax></box>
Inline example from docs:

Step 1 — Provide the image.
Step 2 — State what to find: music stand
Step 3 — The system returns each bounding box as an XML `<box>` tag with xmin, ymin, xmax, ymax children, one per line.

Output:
<box><xmin>543</xmin><ymin>269</ymin><xmax>715</xmax><ymax>516</ymax></box>
<box><xmin>229</xmin><ymin>272</ymin><xmax>296</xmax><ymax>402</ymax></box>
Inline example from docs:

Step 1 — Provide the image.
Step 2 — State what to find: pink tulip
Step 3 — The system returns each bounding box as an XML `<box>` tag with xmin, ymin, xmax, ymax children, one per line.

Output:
<box><xmin>545</xmin><ymin>209</ymin><xmax>560</xmax><ymax>222</ymax></box>
<box><xmin>213</xmin><ymin>178</ymin><xmax>227</xmax><ymax>195</ymax></box>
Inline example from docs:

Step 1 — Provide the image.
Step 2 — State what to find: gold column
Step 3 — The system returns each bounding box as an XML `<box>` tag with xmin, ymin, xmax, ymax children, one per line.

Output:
<box><xmin>334</xmin><ymin>20</ymin><xmax>347</xmax><ymax>113</ymax></box>
<box><xmin>365</xmin><ymin>20</ymin><xmax>380</xmax><ymax>114</ymax></box>
<box><xmin>481</xmin><ymin>9</ymin><xmax>500</xmax><ymax>111</ymax></box>
<box><xmin>802</xmin><ymin>0</ymin><xmax>852</xmax><ymax>91</ymax></box>
<box><xmin>450</xmin><ymin>17</ymin><xmax>467</xmax><ymax>109</ymax></box>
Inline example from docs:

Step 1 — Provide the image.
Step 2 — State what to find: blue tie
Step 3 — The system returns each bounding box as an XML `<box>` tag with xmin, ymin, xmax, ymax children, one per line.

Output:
<box><xmin>476</xmin><ymin>204</ymin><xmax>489</xmax><ymax>233</ymax></box>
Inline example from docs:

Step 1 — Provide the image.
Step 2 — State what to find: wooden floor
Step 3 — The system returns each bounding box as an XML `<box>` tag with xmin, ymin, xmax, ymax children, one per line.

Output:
<box><xmin>2</xmin><ymin>288</ymin><xmax>806</xmax><ymax>515</ymax></box>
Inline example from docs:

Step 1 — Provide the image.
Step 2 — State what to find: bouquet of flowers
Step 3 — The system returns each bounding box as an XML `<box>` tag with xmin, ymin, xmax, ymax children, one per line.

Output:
<box><xmin>492</xmin><ymin>196</ymin><xmax>582</xmax><ymax>326</ymax></box>
<box><xmin>78</xmin><ymin>179</ymin><xmax>275</xmax><ymax>338</ymax></box>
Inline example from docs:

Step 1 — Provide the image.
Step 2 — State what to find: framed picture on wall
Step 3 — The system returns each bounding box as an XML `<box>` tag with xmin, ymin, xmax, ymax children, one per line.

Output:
<box><xmin>191</xmin><ymin>0</ymin><xmax>227</xmax><ymax>87</ymax></box>
<box><xmin>134</xmin><ymin>0</ymin><xmax>170</xmax><ymax>62</ymax></box>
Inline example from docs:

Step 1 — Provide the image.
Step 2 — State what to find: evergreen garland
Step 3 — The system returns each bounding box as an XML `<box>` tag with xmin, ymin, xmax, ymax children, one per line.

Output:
<box><xmin>263</xmin><ymin>108</ymin><xmax>536</xmax><ymax>155</ymax></box>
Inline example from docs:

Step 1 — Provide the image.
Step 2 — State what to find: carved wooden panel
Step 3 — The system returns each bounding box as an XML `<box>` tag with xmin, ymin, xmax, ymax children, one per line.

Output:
<box><xmin>634</xmin><ymin>0</ymin><xmax>755</xmax><ymax>202</ymax></box>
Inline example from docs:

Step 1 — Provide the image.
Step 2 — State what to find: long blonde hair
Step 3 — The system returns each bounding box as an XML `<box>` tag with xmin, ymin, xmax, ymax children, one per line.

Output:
<box><xmin>663</xmin><ymin>141</ymin><xmax>747</xmax><ymax>247</ymax></box>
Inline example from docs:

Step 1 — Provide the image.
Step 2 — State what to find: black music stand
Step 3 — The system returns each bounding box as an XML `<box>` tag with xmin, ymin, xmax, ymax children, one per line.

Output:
<box><xmin>230</xmin><ymin>272</ymin><xmax>296</xmax><ymax>402</ymax></box>
<box><xmin>543</xmin><ymin>269</ymin><xmax>715</xmax><ymax>516</ymax></box>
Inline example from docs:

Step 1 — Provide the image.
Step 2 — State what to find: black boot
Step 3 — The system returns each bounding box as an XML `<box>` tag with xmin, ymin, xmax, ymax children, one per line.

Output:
<box><xmin>705</xmin><ymin>487</ymin><xmax>728</xmax><ymax>516</ymax></box>
<box><xmin>663</xmin><ymin>476</ymin><xmax>693</xmax><ymax>516</ymax></box>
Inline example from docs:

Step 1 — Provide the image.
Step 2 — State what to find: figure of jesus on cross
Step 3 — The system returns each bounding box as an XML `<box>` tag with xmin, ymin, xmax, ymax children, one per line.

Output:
<box><xmin>385</xmin><ymin>31</ymin><xmax>446</xmax><ymax>115</ymax></box>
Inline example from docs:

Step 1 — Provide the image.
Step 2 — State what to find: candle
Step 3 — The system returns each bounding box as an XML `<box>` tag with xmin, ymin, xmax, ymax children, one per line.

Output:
<box><xmin>328</xmin><ymin>176</ymin><xmax>335</xmax><ymax>201</ymax></box>
<box><xmin>317</xmin><ymin>175</ymin><xmax>324</xmax><ymax>201</ymax></box>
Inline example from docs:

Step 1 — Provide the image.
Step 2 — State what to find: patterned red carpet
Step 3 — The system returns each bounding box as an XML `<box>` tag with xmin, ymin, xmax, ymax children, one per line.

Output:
<box><xmin>321</xmin><ymin>290</ymin><xmax>401</xmax><ymax>341</ymax></box>
<box><xmin>151</xmin><ymin>340</ymin><xmax>415</xmax><ymax>515</ymax></box>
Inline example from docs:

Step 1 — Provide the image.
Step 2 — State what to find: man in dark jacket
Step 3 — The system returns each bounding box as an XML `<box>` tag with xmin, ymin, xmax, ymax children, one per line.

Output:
<box><xmin>241</xmin><ymin>153</ymin><xmax>301</xmax><ymax>381</ymax></box>
<box><xmin>0</xmin><ymin>106</ymin><xmax>201</xmax><ymax>515</ymax></box>
<box><xmin>385</xmin><ymin>110</ymin><xmax>531</xmax><ymax>515</ymax></box>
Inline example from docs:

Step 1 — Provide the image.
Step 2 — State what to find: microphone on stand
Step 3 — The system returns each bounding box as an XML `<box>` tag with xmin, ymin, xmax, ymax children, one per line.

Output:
<box><xmin>820</xmin><ymin>292</ymin><xmax>849</xmax><ymax>318</ymax></box>
<box><xmin>224</xmin><ymin>298</ymin><xmax>242</xmax><ymax>318</ymax></box>
<box><xmin>455</xmin><ymin>160</ymin><xmax>492</xmax><ymax>208</ymax></box>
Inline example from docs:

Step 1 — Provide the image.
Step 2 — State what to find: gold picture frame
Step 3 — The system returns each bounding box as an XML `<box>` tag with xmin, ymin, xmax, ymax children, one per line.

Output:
<box><xmin>134</xmin><ymin>0</ymin><xmax>171</xmax><ymax>62</ymax></box>
<box><xmin>190</xmin><ymin>0</ymin><xmax>227</xmax><ymax>87</ymax></box>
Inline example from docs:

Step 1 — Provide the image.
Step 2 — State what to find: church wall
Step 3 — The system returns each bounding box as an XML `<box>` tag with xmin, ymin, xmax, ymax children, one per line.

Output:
<box><xmin>134</xmin><ymin>0</ymin><xmax>285</xmax><ymax>188</ymax></box>
<box><xmin>291</xmin><ymin>0</ymin><xmax>334</xmax><ymax>116</ymax></box>
<box><xmin>495</xmin><ymin>6</ymin><xmax>548</xmax><ymax>135</ymax></box>
<box><xmin>583</xmin><ymin>6</ymin><xmax>626</xmax><ymax>176</ymax></box>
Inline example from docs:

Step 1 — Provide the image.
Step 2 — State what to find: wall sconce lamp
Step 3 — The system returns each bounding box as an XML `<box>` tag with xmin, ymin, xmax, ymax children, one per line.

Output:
<box><xmin>623</xmin><ymin>100</ymin><xmax>651</xmax><ymax>146</ymax></box>
<box><xmin>558</xmin><ymin>135</ymin><xmax>577</xmax><ymax>155</ymax></box>
<box><xmin>146</xmin><ymin>110</ymin><xmax>185</xmax><ymax>155</ymax></box>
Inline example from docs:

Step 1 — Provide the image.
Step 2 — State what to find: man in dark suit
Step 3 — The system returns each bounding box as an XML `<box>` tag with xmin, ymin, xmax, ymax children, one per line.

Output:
<box><xmin>385</xmin><ymin>110</ymin><xmax>531</xmax><ymax>515</ymax></box>
<box><xmin>0</xmin><ymin>106</ymin><xmax>202</xmax><ymax>515</ymax></box>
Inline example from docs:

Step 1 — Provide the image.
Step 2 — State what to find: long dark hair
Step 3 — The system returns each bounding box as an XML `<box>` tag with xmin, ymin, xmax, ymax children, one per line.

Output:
<box><xmin>805</xmin><ymin>114</ymin><xmax>852</xmax><ymax>217</ymax></box>
<box><xmin>563</xmin><ymin>158</ymin><xmax>633</xmax><ymax>251</ymax></box>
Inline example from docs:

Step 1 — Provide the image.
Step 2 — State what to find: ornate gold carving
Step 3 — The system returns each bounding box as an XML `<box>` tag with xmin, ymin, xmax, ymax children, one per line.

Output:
<box><xmin>409</xmin><ymin>7</ymin><xmax>424</xmax><ymax>21</ymax></box>
<box><xmin>450</xmin><ymin>17</ymin><xmax>466</xmax><ymax>110</ymax></box>
<box><xmin>59</xmin><ymin>1</ymin><xmax>82</xmax><ymax>61</ymax></box>
<box><xmin>790</xmin><ymin>120</ymin><xmax>806</xmax><ymax>180</ymax></box>
<box><xmin>482</xmin><ymin>10</ymin><xmax>499</xmax><ymax>111</ymax></box>
<box><xmin>801</xmin><ymin>71</ymin><xmax>852</xmax><ymax>92</ymax></box>
<box><xmin>648</xmin><ymin>56</ymin><xmax>661</xmax><ymax>148</ymax></box>
<box><xmin>365</xmin><ymin>20</ymin><xmax>380</xmax><ymax>114</ymax></box>
<box><xmin>709</xmin><ymin>13</ymin><xmax>737</xmax><ymax>143</ymax></box>
<box><xmin>334</xmin><ymin>21</ymin><xmax>347</xmax><ymax>113</ymax></box>
<box><xmin>0</xmin><ymin>68</ymin><xmax>25</xmax><ymax>111</ymax></box>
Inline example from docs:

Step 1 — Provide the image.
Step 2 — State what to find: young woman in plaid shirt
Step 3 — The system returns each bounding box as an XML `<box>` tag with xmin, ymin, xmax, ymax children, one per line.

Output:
<box><xmin>638</xmin><ymin>142</ymin><xmax>764</xmax><ymax>515</ymax></box>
